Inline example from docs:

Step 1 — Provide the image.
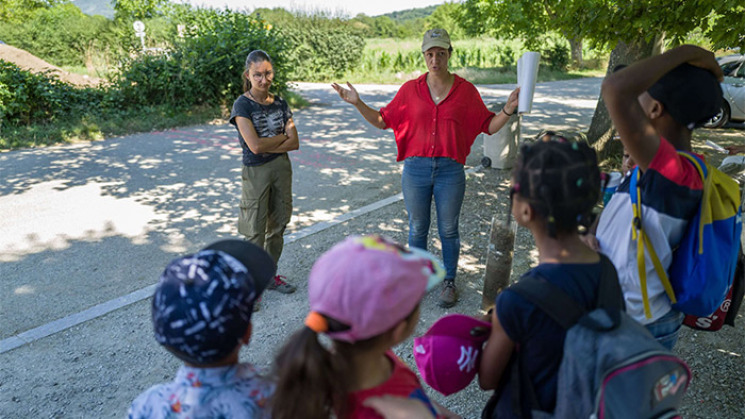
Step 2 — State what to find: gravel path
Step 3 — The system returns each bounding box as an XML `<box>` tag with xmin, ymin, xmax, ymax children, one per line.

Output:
<box><xmin>4</xmin><ymin>162</ymin><xmax>741</xmax><ymax>419</ymax></box>
<box><xmin>1</xmin><ymin>81</ymin><xmax>743</xmax><ymax>418</ymax></box>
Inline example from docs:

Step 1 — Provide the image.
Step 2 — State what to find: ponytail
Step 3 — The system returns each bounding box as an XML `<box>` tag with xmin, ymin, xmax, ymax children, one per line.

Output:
<box><xmin>272</xmin><ymin>327</ymin><xmax>351</xmax><ymax>419</ymax></box>
<box><xmin>272</xmin><ymin>306</ymin><xmax>420</xmax><ymax>418</ymax></box>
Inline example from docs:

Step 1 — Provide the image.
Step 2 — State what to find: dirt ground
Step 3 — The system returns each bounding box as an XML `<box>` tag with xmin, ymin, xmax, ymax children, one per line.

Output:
<box><xmin>1</xmin><ymin>134</ymin><xmax>743</xmax><ymax>418</ymax></box>
<box><xmin>0</xmin><ymin>44</ymin><xmax>101</xmax><ymax>87</ymax></box>
<box><xmin>1</xmin><ymin>68</ymin><xmax>743</xmax><ymax>417</ymax></box>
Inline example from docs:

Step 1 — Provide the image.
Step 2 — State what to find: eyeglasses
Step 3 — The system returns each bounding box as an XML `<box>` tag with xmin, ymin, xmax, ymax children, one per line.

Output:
<box><xmin>250</xmin><ymin>70</ymin><xmax>274</xmax><ymax>82</ymax></box>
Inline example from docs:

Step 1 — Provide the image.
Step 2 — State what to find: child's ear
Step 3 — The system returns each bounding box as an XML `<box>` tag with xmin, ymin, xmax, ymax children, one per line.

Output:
<box><xmin>390</xmin><ymin>318</ymin><xmax>412</xmax><ymax>344</ymax></box>
<box><xmin>649</xmin><ymin>99</ymin><xmax>665</xmax><ymax>120</ymax></box>
<box><xmin>520</xmin><ymin>201</ymin><xmax>535</xmax><ymax>224</ymax></box>
<box><xmin>241</xmin><ymin>322</ymin><xmax>253</xmax><ymax>345</ymax></box>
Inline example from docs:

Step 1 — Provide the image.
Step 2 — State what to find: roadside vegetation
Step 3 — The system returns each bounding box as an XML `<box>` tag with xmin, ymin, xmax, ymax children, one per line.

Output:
<box><xmin>0</xmin><ymin>0</ymin><xmax>740</xmax><ymax>151</ymax></box>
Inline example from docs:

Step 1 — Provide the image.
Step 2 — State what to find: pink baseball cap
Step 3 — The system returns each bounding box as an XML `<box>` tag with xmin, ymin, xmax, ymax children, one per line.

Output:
<box><xmin>308</xmin><ymin>235</ymin><xmax>445</xmax><ymax>343</ymax></box>
<box><xmin>413</xmin><ymin>314</ymin><xmax>492</xmax><ymax>396</ymax></box>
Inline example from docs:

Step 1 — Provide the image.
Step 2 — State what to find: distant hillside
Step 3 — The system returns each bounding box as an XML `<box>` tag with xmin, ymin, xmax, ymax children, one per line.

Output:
<box><xmin>72</xmin><ymin>0</ymin><xmax>115</xmax><ymax>19</ymax></box>
<box><xmin>379</xmin><ymin>5</ymin><xmax>438</xmax><ymax>22</ymax></box>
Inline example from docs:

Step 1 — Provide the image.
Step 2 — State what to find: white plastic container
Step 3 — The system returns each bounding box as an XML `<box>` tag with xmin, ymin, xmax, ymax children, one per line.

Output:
<box><xmin>482</xmin><ymin>114</ymin><xmax>520</xmax><ymax>169</ymax></box>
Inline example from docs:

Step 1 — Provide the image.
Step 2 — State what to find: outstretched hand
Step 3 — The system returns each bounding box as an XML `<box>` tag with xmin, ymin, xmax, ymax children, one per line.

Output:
<box><xmin>332</xmin><ymin>82</ymin><xmax>360</xmax><ymax>105</ymax></box>
<box><xmin>725</xmin><ymin>145</ymin><xmax>745</xmax><ymax>155</ymax></box>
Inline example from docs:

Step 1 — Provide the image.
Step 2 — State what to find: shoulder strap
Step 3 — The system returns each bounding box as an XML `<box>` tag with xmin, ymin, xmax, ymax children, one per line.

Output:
<box><xmin>677</xmin><ymin>151</ymin><xmax>707</xmax><ymax>179</ymax></box>
<box><xmin>509</xmin><ymin>255</ymin><xmax>622</xmax><ymax>330</ymax></box>
<box><xmin>629</xmin><ymin>166</ymin><xmax>678</xmax><ymax>318</ymax></box>
<box><xmin>510</xmin><ymin>274</ymin><xmax>584</xmax><ymax>330</ymax></box>
<box><xmin>678</xmin><ymin>151</ymin><xmax>710</xmax><ymax>256</ymax></box>
<box><xmin>596</xmin><ymin>255</ymin><xmax>625</xmax><ymax>312</ymax></box>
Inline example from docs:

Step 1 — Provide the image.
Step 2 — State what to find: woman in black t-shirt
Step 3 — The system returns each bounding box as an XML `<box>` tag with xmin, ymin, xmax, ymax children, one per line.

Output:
<box><xmin>229</xmin><ymin>50</ymin><xmax>298</xmax><ymax>302</ymax></box>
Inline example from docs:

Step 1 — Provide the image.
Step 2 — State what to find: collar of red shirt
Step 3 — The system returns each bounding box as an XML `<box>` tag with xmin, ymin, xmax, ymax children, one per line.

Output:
<box><xmin>416</xmin><ymin>73</ymin><xmax>464</xmax><ymax>102</ymax></box>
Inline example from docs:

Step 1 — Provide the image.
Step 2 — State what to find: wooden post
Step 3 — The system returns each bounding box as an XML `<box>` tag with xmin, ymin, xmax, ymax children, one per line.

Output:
<box><xmin>482</xmin><ymin>214</ymin><xmax>517</xmax><ymax>310</ymax></box>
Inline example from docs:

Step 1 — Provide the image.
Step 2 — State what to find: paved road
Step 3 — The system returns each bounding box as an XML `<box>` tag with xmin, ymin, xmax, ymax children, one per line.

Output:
<box><xmin>0</xmin><ymin>79</ymin><xmax>602</xmax><ymax>418</ymax></box>
<box><xmin>0</xmin><ymin>78</ymin><xmax>602</xmax><ymax>342</ymax></box>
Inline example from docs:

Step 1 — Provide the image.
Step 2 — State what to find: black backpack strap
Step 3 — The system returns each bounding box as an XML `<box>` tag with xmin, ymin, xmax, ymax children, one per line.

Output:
<box><xmin>510</xmin><ymin>273</ymin><xmax>585</xmax><ymax>329</ymax></box>
<box><xmin>511</xmin><ymin>254</ymin><xmax>624</xmax><ymax>330</ymax></box>
<box><xmin>593</xmin><ymin>254</ymin><xmax>625</xmax><ymax>326</ymax></box>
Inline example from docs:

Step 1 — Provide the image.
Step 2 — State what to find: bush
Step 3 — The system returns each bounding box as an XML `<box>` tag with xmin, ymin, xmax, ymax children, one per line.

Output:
<box><xmin>263</xmin><ymin>14</ymin><xmax>365</xmax><ymax>82</ymax></box>
<box><xmin>0</xmin><ymin>60</ymin><xmax>103</xmax><ymax>128</ymax></box>
<box><xmin>111</xmin><ymin>8</ymin><xmax>289</xmax><ymax>108</ymax></box>
<box><xmin>0</xmin><ymin>3</ymin><xmax>124</xmax><ymax>69</ymax></box>
<box><xmin>541</xmin><ymin>41</ymin><xmax>570</xmax><ymax>71</ymax></box>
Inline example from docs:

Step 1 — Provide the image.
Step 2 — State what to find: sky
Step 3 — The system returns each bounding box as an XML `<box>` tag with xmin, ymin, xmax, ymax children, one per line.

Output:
<box><xmin>181</xmin><ymin>0</ymin><xmax>447</xmax><ymax>17</ymax></box>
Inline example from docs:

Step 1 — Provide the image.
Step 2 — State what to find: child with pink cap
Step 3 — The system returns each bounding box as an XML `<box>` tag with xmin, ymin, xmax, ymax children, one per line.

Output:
<box><xmin>270</xmin><ymin>235</ymin><xmax>459</xmax><ymax>419</ymax></box>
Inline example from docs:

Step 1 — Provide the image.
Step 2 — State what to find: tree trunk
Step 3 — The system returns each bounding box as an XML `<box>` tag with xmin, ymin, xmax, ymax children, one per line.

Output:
<box><xmin>586</xmin><ymin>34</ymin><xmax>665</xmax><ymax>161</ymax></box>
<box><xmin>482</xmin><ymin>215</ymin><xmax>516</xmax><ymax>310</ymax></box>
<box><xmin>569</xmin><ymin>37</ymin><xmax>583</xmax><ymax>68</ymax></box>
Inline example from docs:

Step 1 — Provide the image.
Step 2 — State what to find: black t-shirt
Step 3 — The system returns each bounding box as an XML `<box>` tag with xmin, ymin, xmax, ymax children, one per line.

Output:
<box><xmin>494</xmin><ymin>262</ymin><xmax>602</xmax><ymax>416</ymax></box>
<box><xmin>229</xmin><ymin>94</ymin><xmax>293</xmax><ymax>166</ymax></box>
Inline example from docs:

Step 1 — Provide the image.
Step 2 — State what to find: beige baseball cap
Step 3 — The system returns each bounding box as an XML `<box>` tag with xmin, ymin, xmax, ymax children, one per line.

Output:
<box><xmin>422</xmin><ymin>28</ymin><xmax>451</xmax><ymax>52</ymax></box>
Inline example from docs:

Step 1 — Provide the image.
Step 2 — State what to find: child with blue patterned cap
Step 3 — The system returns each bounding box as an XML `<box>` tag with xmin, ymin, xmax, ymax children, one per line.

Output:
<box><xmin>128</xmin><ymin>239</ymin><xmax>276</xmax><ymax>419</ymax></box>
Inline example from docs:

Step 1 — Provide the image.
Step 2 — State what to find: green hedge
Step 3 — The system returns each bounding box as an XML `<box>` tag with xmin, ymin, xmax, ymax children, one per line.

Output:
<box><xmin>110</xmin><ymin>8</ymin><xmax>289</xmax><ymax>108</ymax></box>
<box><xmin>276</xmin><ymin>15</ymin><xmax>365</xmax><ymax>82</ymax></box>
<box><xmin>0</xmin><ymin>60</ymin><xmax>104</xmax><ymax>127</ymax></box>
<box><xmin>0</xmin><ymin>3</ymin><xmax>124</xmax><ymax>69</ymax></box>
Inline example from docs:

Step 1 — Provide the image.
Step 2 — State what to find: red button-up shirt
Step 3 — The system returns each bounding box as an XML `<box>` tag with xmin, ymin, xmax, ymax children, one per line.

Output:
<box><xmin>380</xmin><ymin>73</ymin><xmax>495</xmax><ymax>165</ymax></box>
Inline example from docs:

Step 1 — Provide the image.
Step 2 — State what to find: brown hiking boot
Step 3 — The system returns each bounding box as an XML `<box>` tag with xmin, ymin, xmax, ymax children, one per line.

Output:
<box><xmin>438</xmin><ymin>280</ymin><xmax>458</xmax><ymax>308</ymax></box>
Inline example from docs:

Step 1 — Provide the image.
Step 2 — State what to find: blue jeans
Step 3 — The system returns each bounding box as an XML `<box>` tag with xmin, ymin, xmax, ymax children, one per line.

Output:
<box><xmin>402</xmin><ymin>157</ymin><xmax>466</xmax><ymax>279</ymax></box>
<box><xmin>645</xmin><ymin>309</ymin><xmax>685</xmax><ymax>350</ymax></box>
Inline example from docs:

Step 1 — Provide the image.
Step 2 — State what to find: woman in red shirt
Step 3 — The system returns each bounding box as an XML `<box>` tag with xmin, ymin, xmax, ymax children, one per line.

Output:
<box><xmin>333</xmin><ymin>28</ymin><xmax>519</xmax><ymax>308</ymax></box>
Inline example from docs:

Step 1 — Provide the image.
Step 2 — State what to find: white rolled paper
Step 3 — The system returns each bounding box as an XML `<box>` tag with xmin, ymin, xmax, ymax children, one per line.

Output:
<box><xmin>517</xmin><ymin>51</ymin><xmax>541</xmax><ymax>114</ymax></box>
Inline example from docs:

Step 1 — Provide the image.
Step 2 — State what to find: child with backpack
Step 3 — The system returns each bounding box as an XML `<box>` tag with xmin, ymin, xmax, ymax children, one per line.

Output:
<box><xmin>478</xmin><ymin>134</ymin><xmax>690</xmax><ymax>418</ymax></box>
<box><xmin>270</xmin><ymin>235</ymin><xmax>459</xmax><ymax>419</ymax></box>
<box><xmin>128</xmin><ymin>239</ymin><xmax>276</xmax><ymax>419</ymax></box>
<box><xmin>594</xmin><ymin>45</ymin><xmax>727</xmax><ymax>349</ymax></box>
<box><xmin>477</xmin><ymin>133</ymin><xmax>605</xmax><ymax>415</ymax></box>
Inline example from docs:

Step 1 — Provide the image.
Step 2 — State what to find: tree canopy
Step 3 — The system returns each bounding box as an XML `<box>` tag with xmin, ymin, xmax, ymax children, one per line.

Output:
<box><xmin>114</xmin><ymin>0</ymin><xmax>169</xmax><ymax>21</ymax></box>
<box><xmin>459</xmin><ymin>0</ymin><xmax>745</xmax><ymax>156</ymax></box>
<box><xmin>459</xmin><ymin>0</ymin><xmax>745</xmax><ymax>52</ymax></box>
<box><xmin>0</xmin><ymin>0</ymin><xmax>61</xmax><ymax>23</ymax></box>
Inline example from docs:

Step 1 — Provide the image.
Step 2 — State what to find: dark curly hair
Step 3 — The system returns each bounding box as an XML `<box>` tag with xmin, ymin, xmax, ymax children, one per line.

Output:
<box><xmin>511</xmin><ymin>131</ymin><xmax>602</xmax><ymax>238</ymax></box>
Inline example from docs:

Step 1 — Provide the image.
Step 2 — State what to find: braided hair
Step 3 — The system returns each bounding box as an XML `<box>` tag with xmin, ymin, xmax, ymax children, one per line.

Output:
<box><xmin>512</xmin><ymin>131</ymin><xmax>601</xmax><ymax>238</ymax></box>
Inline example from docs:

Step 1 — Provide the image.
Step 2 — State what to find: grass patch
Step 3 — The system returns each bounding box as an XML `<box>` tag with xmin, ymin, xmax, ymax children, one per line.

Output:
<box><xmin>455</xmin><ymin>66</ymin><xmax>606</xmax><ymax>85</ymax></box>
<box><xmin>285</xmin><ymin>90</ymin><xmax>311</xmax><ymax>108</ymax></box>
<box><xmin>1</xmin><ymin>92</ymin><xmax>313</xmax><ymax>152</ymax></box>
<box><xmin>692</xmin><ymin>126</ymin><xmax>745</xmax><ymax>167</ymax></box>
<box><xmin>346</xmin><ymin>36</ymin><xmax>608</xmax><ymax>85</ymax></box>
